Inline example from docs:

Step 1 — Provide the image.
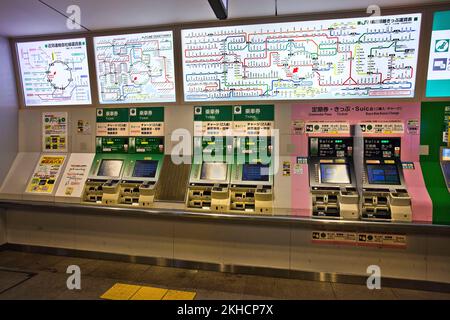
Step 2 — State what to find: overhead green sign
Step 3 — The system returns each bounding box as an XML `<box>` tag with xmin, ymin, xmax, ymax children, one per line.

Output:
<box><xmin>96</xmin><ymin>108</ymin><xmax>129</xmax><ymax>123</ymax></box>
<box><xmin>129</xmin><ymin>107</ymin><xmax>164</xmax><ymax>122</ymax></box>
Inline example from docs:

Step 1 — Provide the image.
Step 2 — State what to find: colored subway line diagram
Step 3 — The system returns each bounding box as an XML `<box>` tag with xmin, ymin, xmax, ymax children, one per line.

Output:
<box><xmin>94</xmin><ymin>31</ymin><xmax>176</xmax><ymax>104</ymax></box>
<box><xmin>182</xmin><ymin>14</ymin><xmax>421</xmax><ymax>101</ymax></box>
<box><xmin>17</xmin><ymin>38</ymin><xmax>91</xmax><ymax>106</ymax></box>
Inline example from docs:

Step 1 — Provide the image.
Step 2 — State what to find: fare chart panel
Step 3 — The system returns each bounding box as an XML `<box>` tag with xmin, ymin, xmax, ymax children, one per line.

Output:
<box><xmin>17</xmin><ymin>38</ymin><xmax>91</xmax><ymax>106</ymax></box>
<box><xmin>182</xmin><ymin>14</ymin><xmax>421</xmax><ymax>102</ymax></box>
<box><xmin>94</xmin><ymin>31</ymin><xmax>176</xmax><ymax>104</ymax></box>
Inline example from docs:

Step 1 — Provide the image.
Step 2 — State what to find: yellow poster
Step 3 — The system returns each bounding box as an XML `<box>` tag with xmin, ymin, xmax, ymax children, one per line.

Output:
<box><xmin>26</xmin><ymin>155</ymin><xmax>66</xmax><ymax>194</ymax></box>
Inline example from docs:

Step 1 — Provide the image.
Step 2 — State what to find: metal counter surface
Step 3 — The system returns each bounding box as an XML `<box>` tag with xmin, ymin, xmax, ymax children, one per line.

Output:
<box><xmin>0</xmin><ymin>199</ymin><xmax>449</xmax><ymax>235</ymax></box>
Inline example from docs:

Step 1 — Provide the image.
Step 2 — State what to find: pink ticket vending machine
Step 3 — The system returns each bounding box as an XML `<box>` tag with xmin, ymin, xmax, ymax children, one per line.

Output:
<box><xmin>361</xmin><ymin>137</ymin><xmax>411</xmax><ymax>222</ymax></box>
<box><xmin>308</xmin><ymin>137</ymin><xmax>359</xmax><ymax>220</ymax></box>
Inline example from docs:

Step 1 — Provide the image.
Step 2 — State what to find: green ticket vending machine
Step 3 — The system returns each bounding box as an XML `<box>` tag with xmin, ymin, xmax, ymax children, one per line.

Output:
<box><xmin>421</xmin><ymin>102</ymin><xmax>450</xmax><ymax>224</ymax></box>
<box><xmin>229</xmin><ymin>105</ymin><xmax>274</xmax><ymax>214</ymax></box>
<box><xmin>118</xmin><ymin>107</ymin><xmax>165</xmax><ymax>207</ymax></box>
<box><xmin>186</xmin><ymin>106</ymin><xmax>233</xmax><ymax>212</ymax></box>
<box><xmin>83</xmin><ymin>137</ymin><xmax>130</xmax><ymax>205</ymax></box>
<box><xmin>83</xmin><ymin>108</ymin><xmax>130</xmax><ymax>206</ymax></box>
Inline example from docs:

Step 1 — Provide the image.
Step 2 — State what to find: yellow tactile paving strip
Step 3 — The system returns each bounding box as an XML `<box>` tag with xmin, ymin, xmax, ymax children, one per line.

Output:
<box><xmin>161</xmin><ymin>290</ymin><xmax>197</xmax><ymax>300</ymax></box>
<box><xmin>100</xmin><ymin>283</ymin><xmax>141</xmax><ymax>300</ymax></box>
<box><xmin>131</xmin><ymin>287</ymin><xmax>168</xmax><ymax>300</ymax></box>
<box><xmin>101</xmin><ymin>283</ymin><xmax>196</xmax><ymax>300</ymax></box>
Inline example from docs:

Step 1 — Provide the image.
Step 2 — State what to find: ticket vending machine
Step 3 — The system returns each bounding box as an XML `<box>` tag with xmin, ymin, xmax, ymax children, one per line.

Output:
<box><xmin>361</xmin><ymin>137</ymin><xmax>412</xmax><ymax>221</ymax></box>
<box><xmin>186</xmin><ymin>161</ymin><xmax>231</xmax><ymax>211</ymax></box>
<box><xmin>308</xmin><ymin>137</ymin><xmax>359</xmax><ymax>219</ymax></box>
<box><xmin>82</xmin><ymin>136</ymin><xmax>129</xmax><ymax>206</ymax></box>
<box><xmin>228</xmin><ymin>105</ymin><xmax>275</xmax><ymax>214</ymax></box>
<box><xmin>229</xmin><ymin>136</ymin><xmax>273</xmax><ymax>214</ymax></box>
<box><xmin>118</xmin><ymin>149</ymin><xmax>164</xmax><ymax>207</ymax></box>
<box><xmin>186</xmin><ymin>105</ymin><xmax>234</xmax><ymax>212</ymax></box>
<box><xmin>440</xmin><ymin>147</ymin><xmax>450</xmax><ymax>192</ymax></box>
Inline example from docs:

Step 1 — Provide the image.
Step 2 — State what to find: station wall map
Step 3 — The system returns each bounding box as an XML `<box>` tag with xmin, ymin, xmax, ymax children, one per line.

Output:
<box><xmin>94</xmin><ymin>31</ymin><xmax>176</xmax><ymax>104</ymax></box>
<box><xmin>17</xmin><ymin>38</ymin><xmax>91</xmax><ymax>106</ymax></box>
<box><xmin>182</xmin><ymin>14</ymin><xmax>421</xmax><ymax>101</ymax></box>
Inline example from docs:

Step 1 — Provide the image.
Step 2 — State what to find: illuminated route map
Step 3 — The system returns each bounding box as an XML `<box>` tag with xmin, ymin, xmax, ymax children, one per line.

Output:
<box><xmin>17</xmin><ymin>38</ymin><xmax>91</xmax><ymax>106</ymax></box>
<box><xmin>182</xmin><ymin>14</ymin><xmax>421</xmax><ymax>101</ymax></box>
<box><xmin>94</xmin><ymin>31</ymin><xmax>176</xmax><ymax>104</ymax></box>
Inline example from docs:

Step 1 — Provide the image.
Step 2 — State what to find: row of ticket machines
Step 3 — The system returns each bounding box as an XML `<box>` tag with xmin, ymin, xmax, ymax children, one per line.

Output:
<box><xmin>75</xmin><ymin>133</ymin><xmax>450</xmax><ymax>222</ymax></box>
<box><xmin>81</xmin><ymin>137</ymin><xmax>274</xmax><ymax>214</ymax></box>
<box><xmin>308</xmin><ymin>136</ymin><xmax>410</xmax><ymax>221</ymax></box>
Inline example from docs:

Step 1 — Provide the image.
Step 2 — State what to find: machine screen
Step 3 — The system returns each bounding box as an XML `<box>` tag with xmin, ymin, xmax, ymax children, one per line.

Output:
<box><xmin>97</xmin><ymin>160</ymin><xmax>123</xmax><ymax>177</ymax></box>
<box><xmin>242</xmin><ymin>163</ymin><xmax>270</xmax><ymax>182</ymax></box>
<box><xmin>442</xmin><ymin>148</ymin><xmax>450</xmax><ymax>161</ymax></box>
<box><xmin>132</xmin><ymin>160</ymin><xmax>158</xmax><ymax>178</ymax></box>
<box><xmin>319</xmin><ymin>164</ymin><xmax>351</xmax><ymax>184</ymax></box>
<box><xmin>200</xmin><ymin>163</ymin><xmax>227</xmax><ymax>181</ymax></box>
<box><xmin>443</xmin><ymin>163</ymin><xmax>450</xmax><ymax>184</ymax></box>
<box><xmin>367</xmin><ymin>164</ymin><xmax>400</xmax><ymax>185</ymax></box>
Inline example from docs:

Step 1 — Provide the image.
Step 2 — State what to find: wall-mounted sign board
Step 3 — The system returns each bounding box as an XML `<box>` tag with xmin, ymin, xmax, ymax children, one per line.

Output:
<box><xmin>182</xmin><ymin>14</ymin><xmax>421</xmax><ymax>102</ymax></box>
<box><xmin>94</xmin><ymin>31</ymin><xmax>176</xmax><ymax>104</ymax></box>
<box><xmin>426</xmin><ymin>10</ymin><xmax>450</xmax><ymax>98</ymax></box>
<box><xmin>16</xmin><ymin>38</ymin><xmax>91</xmax><ymax>106</ymax></box>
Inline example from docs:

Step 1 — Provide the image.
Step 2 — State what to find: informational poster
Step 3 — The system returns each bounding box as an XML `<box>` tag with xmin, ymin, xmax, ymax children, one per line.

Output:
<box><xmin>26</xmin><ymin>155</ymin><xmax>66</xmax><ymax>194</ymax></box>
<box><xmin>16</xmin><ymin>38</ymin><xmax>91</xmax><ymax>106</ymax></box>
<box><xmin>426</xmin><ymin>10</ymin><xmax>450</xmax><ymax>97</ymax></box>
<box><xmin>94</xmin><ymin>31</ymin><xmax>176</xmax><ymax>104</ymax></box>
<box><xmin>182</xmin><ymin>14</ymin><xmax>421</xmax><ymax>101</ymax></box>
<box><xmin>56</xmin><ymin>153</ymin><xmax>95</xmax><ymax>198</ymax></box>
<box><xmin>42</xmin><ymin>112</ymin><xmax>68</xmax><ymax>152</ymax></box>
<box><xmin>444</xmin><ymin>105</ymin><xmax>450</xmax><ymax>144</ymax></box>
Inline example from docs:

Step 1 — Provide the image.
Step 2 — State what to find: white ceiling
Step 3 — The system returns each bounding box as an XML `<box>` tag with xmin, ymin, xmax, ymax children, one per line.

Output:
<box><xmin>0</xmin><ymin>0</ymin><xmax>440</xmax><ymax>37</ymax></box>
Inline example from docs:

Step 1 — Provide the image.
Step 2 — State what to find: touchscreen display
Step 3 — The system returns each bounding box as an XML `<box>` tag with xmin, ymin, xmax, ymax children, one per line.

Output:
<box><xmin>319</xmin><ymin>164</ymin><xmax>351</xmax><ymax>184</ymax></box>
<box><xmin>200</xmin><ymin>163</ymin><xmax>227</xmax><ymax>181</ymax></box>
<box><xmin>242</xmin><ymin>163</ymin><xmax>270</xmax><ymax>182</ymax></box>
<box><xmin>97</xmin><ymin>160</ymin><xmax>123</xmax><ymax>177</ymax></box>
<box><xmin>367</xmin><ymin>164</ymin><xmax>400</xmax><ymax>185</ymax></box>
<box><xmin>132</xmin><ymin>160</ymin><xmax>158</xmax><ymax>178</ymax></box>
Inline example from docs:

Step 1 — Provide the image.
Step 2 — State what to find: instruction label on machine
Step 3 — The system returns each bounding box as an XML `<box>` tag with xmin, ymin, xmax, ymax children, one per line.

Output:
<box><xmin>311</xmin><ymin>231</ymin><xmax>407</xmax><ymax>249</ymax></box>
<box><xmin>42</xmin><ymin>112</ymin><xmax>68</xmax><ymax>152</ymax></box>
<box><xmin>26</xmin><ymin>155</ymin><xmax>66</xmax><ymax>194</ymax></box>
<box><xmin>129</xmin><ymin>107</ymin><xmax>164</xmax><ymax>137</ymax></box>
<box><xmin>303</xmin><ymin>121</ymin><xmax>350</xmax><ymax>135</ymax></box>
<box><xmin>359</xmin><ymin>121</ymin><xmax>404</xmax><ymax>134</ymax></box>
<box><xmin>96</xmin><ymin>108</ymin><xmax>129</xmax><ymax>137</ymax></box>
<box><xmin>194</xmin><ymin>105</ymin><xmax>233</xmax><ymax>136</ymax></box>
<box><xmin>232</xmin><ymin>105</ymin><xmax>274</xmax><ymax>136</ymax></box>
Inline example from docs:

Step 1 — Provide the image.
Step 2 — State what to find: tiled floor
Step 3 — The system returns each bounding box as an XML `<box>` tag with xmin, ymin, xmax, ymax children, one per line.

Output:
<box><xmin>0</xmin><ymin>250</ymin><xmax>449</xmax><ymax>300</ymax></box>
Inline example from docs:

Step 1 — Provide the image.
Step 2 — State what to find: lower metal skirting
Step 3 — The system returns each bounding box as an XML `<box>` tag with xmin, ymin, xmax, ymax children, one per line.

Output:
<box><xmin>1</xmin><ymin>243</ymin><xmax>450</xmax><ymax>294</ymax></box>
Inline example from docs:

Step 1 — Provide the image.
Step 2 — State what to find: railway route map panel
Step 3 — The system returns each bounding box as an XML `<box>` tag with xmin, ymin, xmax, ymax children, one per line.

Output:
<box><xmin>94</xmin><ymin>31</ymin><xmax>176</xmax><ymax>104</ymax></box>
<box><xmin>182</xmin><ymin>14</ymin><xmax>421</xmax><ymax>102</ymax></box>
<box><xmin>17</xmin><ymin>38</ymin><xmax>91</xmax><ymax>106</ymax></box>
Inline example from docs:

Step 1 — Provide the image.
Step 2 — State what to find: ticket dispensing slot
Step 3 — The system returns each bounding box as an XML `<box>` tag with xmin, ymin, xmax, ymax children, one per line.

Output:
<box><xmin>230</xmin><ymin>163</ymin><xmax>273</xmax><ymax>214</ymax></box>
<box><xmin>83</xmin><ymin>158</ymin><xmax>124</xmax><ymax>205</ymax></box>
<box><xmin>440</xmin><ymin>147</ymin><xmax>450</xmax><ymax>192</ymax></box>
<box><xmin>119</xmin><ymin>159</ymin><xmax>161</xmax><ymax>207</ymax></box>
<box><xmin>309</xmin><ymin>137</ymin><xmax>359</xmax><ymax>219</ymax></box>
<box><xmin>361</xmin><ymin>138</ymin><xmax>411</xmax><ymax>221</ymax></box>
<box><xmin>186</xmin><ymin>162</ymin><xmax>231</xmax><ymax>212</ymax></box>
